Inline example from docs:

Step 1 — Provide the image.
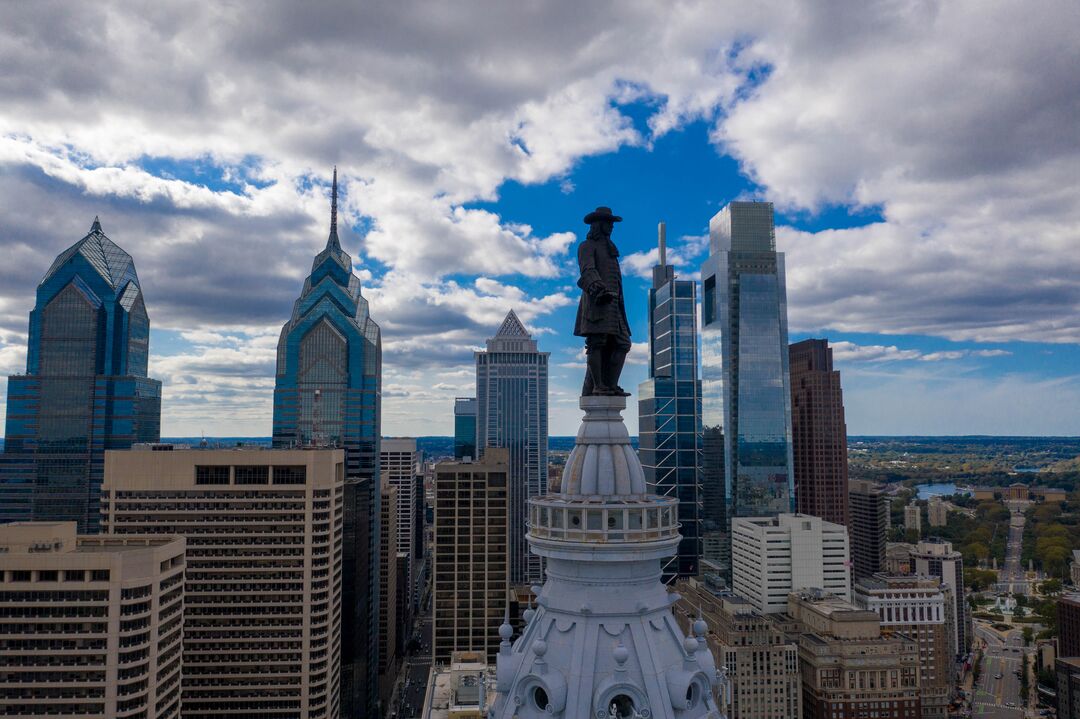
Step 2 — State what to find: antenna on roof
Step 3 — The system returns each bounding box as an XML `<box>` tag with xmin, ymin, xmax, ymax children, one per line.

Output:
<box><xmin>330</xmin><ymin>167</ymin><xmax>338</xmax><ymax>236</ymax></box>
<box><xmin>658</xmin><ymin>221</ymin><xmax>667</xmax><ymax>266</ymax></box>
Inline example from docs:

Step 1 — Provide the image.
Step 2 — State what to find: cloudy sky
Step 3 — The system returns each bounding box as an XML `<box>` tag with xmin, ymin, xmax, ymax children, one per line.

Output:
<box><xmin>1</xmin><ymin>1</ymin><xmax>1078</xmax><ymax>438</ymax></box>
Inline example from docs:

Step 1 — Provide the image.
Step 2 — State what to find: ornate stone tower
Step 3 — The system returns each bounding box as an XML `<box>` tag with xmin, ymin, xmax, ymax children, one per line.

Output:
<box><xmin>490</xmin><ymin>395</ymin><xmax>727</xmax><ymax>719</ymax></box>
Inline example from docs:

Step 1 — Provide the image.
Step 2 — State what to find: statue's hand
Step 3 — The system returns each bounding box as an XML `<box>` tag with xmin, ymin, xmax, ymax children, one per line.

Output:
<box><xmin>596</xmin><ymin>290</ymin><xmax>615</xmax><ymax>306</ymax></box>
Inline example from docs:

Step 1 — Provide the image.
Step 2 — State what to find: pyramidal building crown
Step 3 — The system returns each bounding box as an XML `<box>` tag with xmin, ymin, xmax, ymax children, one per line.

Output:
<box><xmin>489</xmin><ymin>393</ymin><xmax>728</xmax><ymax>718</ymax></box>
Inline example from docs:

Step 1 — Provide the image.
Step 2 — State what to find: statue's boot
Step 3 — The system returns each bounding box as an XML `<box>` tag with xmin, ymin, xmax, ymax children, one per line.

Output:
<box><xmin>605</xmin><ymin>346</ymin><xmax>631</xmax><ymax>396</ymax></box>
<box><xmin>585</xmin><ymin>348</ymin><xmax>612</xmax><ymax>396</ymax></box>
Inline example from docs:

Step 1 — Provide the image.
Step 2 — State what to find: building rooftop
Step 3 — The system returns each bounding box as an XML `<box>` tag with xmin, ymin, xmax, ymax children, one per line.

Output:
<box><xmin>422</xmin><ymin>652</ymin><xmax>494</xmax><ymax>719</ymax></box>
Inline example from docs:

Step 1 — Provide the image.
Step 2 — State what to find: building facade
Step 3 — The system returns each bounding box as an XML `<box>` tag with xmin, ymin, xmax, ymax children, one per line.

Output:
<box><xmin>454</xmin><ymin>397</ymin><xmax>478</xmax><ymax>460</ymax></box>
<box><xmin>788</xmin><ymin>339</ymin><xmax>849</xmax><ymax>527</ymax></box>
<box><xmin>271</xmin><ymin>172</ymin><xmax>382</xmax><ymax>718</ymax></box>
<box><xmin>101</xmin><ymin>447</ymin><xmax>345</xmax><ymax>718</ymax></box>
<box><xmin>927</xmin><ymin>498</ymin><xmax>947</xmax><ymax>527</ymax></box>
<box><xmin>1058</xmin><ymin>593</ymin><xmax>1080</xmax><ymax>658</ymax></box>
<box><xmin>1057</xmin><ymin>657</ymin><xmax>1080</xmax><ymax>719</ymax></box>
<box><xmin>475</xmin><ymin>310</ymin><xmax>548</xmax><ymax>584</ymax></box>
<box><xmin>638</xmin><ymin>222</ymin><xmax>703</xmax><ymax>581</ymax></box>
<box><xmin>381</xmin><ymin>437</ymin><xmax>419</xmax><ymax>592</ymax></box>
<box><xmin>700</xmin><ymin>202</ymin><xmax>795</xmax><ymax>583</ymax></box>
<box><xmin>904</xmin><ymin>503</ymin><xmax>922</xmax><ymax>535</ymax></box>
<box><xmin>731</xmin><ymin>513</ymin><xmax>850</xmax><ymax>614</ymax></box>
<box><xmin>673</xmin><ymin>577</ymin><xmax>801</xmax><ymax>719</ymax></box>
<box><xmin>848</xmin><ymin>480</ymin><xmax>890</xmax><ymax>580</ymax></box>
<box><xmin>432</xmin><ymin>450</ymin><xmax>510</xmax><ymax>663</ymax></box>
<box><xmin>911</xmin><ymin>539</ymin><xmax>971</xmax><ymax>658</ymax></box>
<box><xmin>379</xmin><ymin>483</ymin><xmax>400</xmax><ymax>705</ymax></box>
<box><xmin>854</xmin><ymin>574</ymin><xmax>951</xmax><ymax>719</ymax></box>
<box><xmin>783</xmin><ymin>590</ymin><xmax>922</xmax><ymax>719</ymax></box>
<box><xmin>1</xmin><ymin>218</ymin><xmax>161</xmax><ymax>531</ymax></box>
<box><xmin>0</xmin><ymin>522</ymin><xmax>185</xmax><ymax>718</ymax></box>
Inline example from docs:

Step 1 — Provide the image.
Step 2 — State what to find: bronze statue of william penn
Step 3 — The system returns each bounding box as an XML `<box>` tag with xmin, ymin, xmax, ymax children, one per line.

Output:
<box><xmin>575</xmin><ymin>206</ymin><xmax>632</xmax><ymax>396</ymax></box>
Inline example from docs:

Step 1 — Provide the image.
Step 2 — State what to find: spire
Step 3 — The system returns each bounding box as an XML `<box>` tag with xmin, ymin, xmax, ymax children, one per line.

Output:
<box><xmin>494</xmin><ymin>309</ymin><xmax>530</xmax><ymax>338</ymax></box>
<box><xmin>326</xmin><ymin>167</ymin><xmax>341</xmax><ymax>251</ymax></box>
<box><xmin>91</xmin><ymin>216</ymin><xmax>102</xmax><ymax>233</ymax></box>
<box><xmin>658</xmin><ymin>221</ymin><xmax>667</xmax><ymax>266</ymax></box>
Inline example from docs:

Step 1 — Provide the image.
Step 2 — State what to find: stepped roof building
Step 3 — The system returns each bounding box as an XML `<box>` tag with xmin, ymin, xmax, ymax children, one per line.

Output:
<box><xmin>272</xmin><ymin>170</ymin><xmax>383</xmax><ymax>717</ymax></box>
<box><xmin>490</xmin><ymin>395</ymin><xmax>726</xmax><ymax>718</ymax></box>
<box><xmin>1</xmin><ymin>217</ymin><xmax>161</xmax><ymax>531</ymax></box>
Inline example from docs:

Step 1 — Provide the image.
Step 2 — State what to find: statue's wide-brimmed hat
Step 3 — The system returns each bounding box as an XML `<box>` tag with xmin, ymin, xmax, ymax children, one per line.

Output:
<box><xmin>583</xmin><ymin>206</ymin><xmax>623</xmax><ymax>224</ymax></box>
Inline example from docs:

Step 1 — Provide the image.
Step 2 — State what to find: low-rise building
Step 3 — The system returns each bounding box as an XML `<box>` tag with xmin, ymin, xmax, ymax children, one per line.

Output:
<box><xmin>1071</xmin><ymin>550</ymin><xmax>1080</xmax><ymax>587</ymax></box>
<box><xmin>731</xmin><ymin>513</ymin><xmax>850</xmax><ymax>614</ymax></box>
<box><xmin>854</xmin><ymin>574</ymin><xmax>951</xmax><ymax>718</ymax></box>
<box><xmin>672</xmin><ymin>577</ymin><xmax>801</xmax><ymax>719</ymax></box>
<box><xmin>782</xmin><ymin>590</ymin><xmax>922</xmax><ymax>719</ymax></box>
<box><xmin>886</xmin><ymin>542</ymin><xmax>915</xmax><ymax>575</ymax></box>
<box><xmin>421</xmin><ymin>651</ymin><xmax>494</xmax><ymax>719</ymax></box>
<box><xmin>0</xmin><ymin>522</ymin><xmax>186</xmax><ymax>718</ymax></box>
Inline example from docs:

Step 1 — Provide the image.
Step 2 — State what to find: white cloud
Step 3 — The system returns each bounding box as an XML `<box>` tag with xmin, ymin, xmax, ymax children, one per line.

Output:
<box><xmin>831</xmin><ymin>341</ymin><xmax>1012</xmax><ymax>364</ymax></box>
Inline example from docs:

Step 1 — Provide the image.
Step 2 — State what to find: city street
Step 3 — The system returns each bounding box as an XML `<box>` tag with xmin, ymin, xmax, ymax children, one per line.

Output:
<box><xmin>996</xmin><ymin>503</ymin><xmax>1030</xmax><ymax>595</ymax></box>
<box><xmin>390</xmin><ymin>597</ymin><xmax>433</xmax><ymax>718</ymax></box>
<box><xmin>973</xmin><ymin>624</ymin><xmax>1027</xmax><ymax>718</ymax></box>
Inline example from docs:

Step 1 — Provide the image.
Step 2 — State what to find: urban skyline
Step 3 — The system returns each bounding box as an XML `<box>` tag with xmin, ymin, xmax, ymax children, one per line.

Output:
<box><xmin>1</xmin><ymin>3</ymin><xmax>1077</xmax><ymax>440</ymax></box>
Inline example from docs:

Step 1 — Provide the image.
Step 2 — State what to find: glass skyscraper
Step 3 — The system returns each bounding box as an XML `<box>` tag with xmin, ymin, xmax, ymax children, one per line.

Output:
<box><xmin>638</xmin><ymin>222</ymin><xmax>702</xmax><ymax>582</ymax></box>
<box><xmin>1</xmin><ymin>217</ymin><xmax>161</xmax><ymax>532</ymax></box>
<box><xmin>272</xmin><ymin>172</ymin><xmax>382</xmax><ymax>718</ymax></box>
<box><xmin>453</xmin><ymin>396</ymin><xmax>477</xmax><ymax>460</ymax></box>
<box><xmin>475</xmin><ymin>310</ymin><xmax>548</xmax><ymax>584</ymax></box>
<box><xmin>699</xmin><ymin>201</ymin><xmax>795</xmax><ymax>583</ymax></box>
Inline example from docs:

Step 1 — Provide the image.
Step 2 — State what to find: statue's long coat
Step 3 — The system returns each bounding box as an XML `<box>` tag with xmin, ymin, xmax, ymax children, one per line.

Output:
<box><xmin>574</xmin><ymin>236</ymin><xmax>631</xmax><ymax>338</ymax></box>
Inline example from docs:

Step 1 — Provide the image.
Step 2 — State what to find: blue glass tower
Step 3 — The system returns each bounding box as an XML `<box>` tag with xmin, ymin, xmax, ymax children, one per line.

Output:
<box><xmin>638</xmin><ymin>222</ymin><xmax>702</xmax><ymax>582</ymax></box>
<box><xmin>699</xmin><ymin>202</ymin><xmax>794</xmax><ymax>584</ymax></box>
<box><xmin>1</xmin><ymin>217</ymin><xmax>161</xmax><ymax>532</ymax></box>
<box><xmin>272</xmin><ymin>171</ymin><xmax>382</xmax><ymax>718</ymax></box>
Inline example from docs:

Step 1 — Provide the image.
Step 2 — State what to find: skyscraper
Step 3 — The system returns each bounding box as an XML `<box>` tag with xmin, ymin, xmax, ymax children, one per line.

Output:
<box><xmin>848</xmin><ymin>479</ymin><xmax>890</xmax><ymax>579</ymax></box>
<box><xmin>102</xmin><ymin>447</ymin><xmax>344</xmax><ymax>719</ymax></box>
<box><xmin>638</xmin><ymin>221</ymin><xmax>702</xmax><ymax>581</ymax></box>
<box><xmin>788</xmin><ymin>339</ymin><xmax>849</xmax><ymax>526</ymax></box>
<box><xmin>272</xmin><ymin>171</ymin><xmax>382</xmax><ymax>717</ymax></box>
<box><xmin>475</xmin><ymin>310</ymin><xmax>548</xmax><ymax>584</ymax></box>
<box><xmin>911</xmin><ymin>539</ymin><xmax>971</xmax><ymax>658</ymax></box>
<box><xmin>432</xmin><ymin>450</ymin><xmax>509</xmax><ymax>663</ymax></box>
<box><xmin>700</xmin><ymin>201</ymin><xmax>795</xmax><ymax>582</ymax></box>
<box><xmin>381</xmin><ymin>437</ymin><xmax>419</xmax><ymax>593</ymax></box>
<box><xmin>454</xmin><ymin>397</ymin><xmax>477</xmax><ymax>460</ymax></box>
<box><xmin>1</xmin><ymin>217</ymin><xmax>161</xmax><ymax>531</ymax></box>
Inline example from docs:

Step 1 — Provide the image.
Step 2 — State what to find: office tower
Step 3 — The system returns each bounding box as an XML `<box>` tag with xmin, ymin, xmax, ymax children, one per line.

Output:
<box><xmin>492</xmin><ymin>394</ymin><xmax>724</xmax><ymax>719</ymax></box>
<box><xmin>1058</xmin><ymin>594</ymin><xmax>1080</xmax><ymax>657</ymax></box>
<box><xmin>272</xmin><ymin>171</ymin><xmax>382</xmax><ymax>717</ymax></box>
<box><xmin>927</xmin><ymin>497</ymin><xmax>947</xmax><ymax>526</ymax></box>
<box><xmin>1058</xmin><ymin>658</ymin><xmax>1080</xmax><ymax>719</ymax></box>
<box><xmin>101</xmin><ymin>447</ymin><xmax>344</xmax><ymax>718</ymax></box>
<box><xmin>904</xmin><ymin>503</ymin><xmax>922</xmax><ymax>534</ymax></box>
<box><xmin>849</xmin><ymin>480</ymin><xmax>890</xmax><ymax>579</ymax></box>
<box><xmin>0</xmin><ymin>522</ymin><xmax>184</xmax><ymax>718</ymax></box>
<box><xmin>784</xmin><ymin>590</ymin><xmax>922</xmax><ymax>719</ymax></box>
<box><xmin>638</xmin><ymin>221</ymin><xmax>703</xmax><ymax>581</ymax></box>
<box><xmin>475</xmin><ymin>310</ymin><xmax>548</xmax><ymax>584</ymax></box>
<box><xmin>395</xmin><ymin>552</ymin><xmax>410</xmax><ymax>658</ymax></box>
<box><xmin>381</xmin><ymin>437</ymin><xmax>419</xmax><ymax>589</ymax></box>
<box><xmin>1</xmin><ymin>218</ymin><xmax>161</xmax><ymax>530</ymax></box>
<box><xmin>911</xmin><ymin>539</ymin><xmax>971</xmax><ymax>657</ymax></box>
<box><xmin>673</xmin><ymin>577</ymin><xmax>801</xmax><ymax>719</ymax></box>
<box><xmin>432</xmin><ymin>449</ymin><xmax>510</xmax><ymax>663</ymax></box>
<box><xmin>854</xmin><ymin>574</ymin><xmax>951</xmax><ymax>719</ymax></box>
<box><xmin>379</xmin><ymin>483</ymin><xmax>399</xmax><ymax>704</ymax></box>
<box><xmin>788</xmin><ymin>339</ymin><xmax>849</xmax><ymax>526</ymax></box>
<box><xmin>454</xmin><ymin>397</ymin><xmax>478</xmax><ymax>460</ymax></box>
<box><xmin>700</xmin><ymin>201</ymin><xmax>795</xmax><ymax>583</ymax></box>
<box><xmin>731</xmin><ymin>513</ymin><xmax>850</xmax><ymax>613</ymax></box>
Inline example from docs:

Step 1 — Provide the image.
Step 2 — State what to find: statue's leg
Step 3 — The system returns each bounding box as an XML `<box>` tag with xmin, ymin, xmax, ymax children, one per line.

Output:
<box><xmin>606</xmin><ymin>335</ymin><xmax>633</xmax><ymax>395</ymax></box>
<box><xmin>583</xmin><ymin>335</ymin><xmax>607</xmax><ymax>395</ymax></box>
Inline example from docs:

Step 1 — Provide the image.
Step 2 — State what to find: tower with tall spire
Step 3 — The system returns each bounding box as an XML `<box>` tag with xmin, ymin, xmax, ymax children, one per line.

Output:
<box><xmin>489</xmin><ymin>394</ymin><xmax>727</xmax><ymax>718</ymax></box>
<box><xmin>1</xmin><ymin>217</ymin><xmax>161</xmax><ymax>531</ymax></box>
<box><xmin>272</xmin><ymin>170</ymin><xmax>383</xmax><ymax>717</ymax></box>
<box><xmin>475</xmin><ymin>309</ymin><xmax>550</xmax><ymax>584</ymax></box>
